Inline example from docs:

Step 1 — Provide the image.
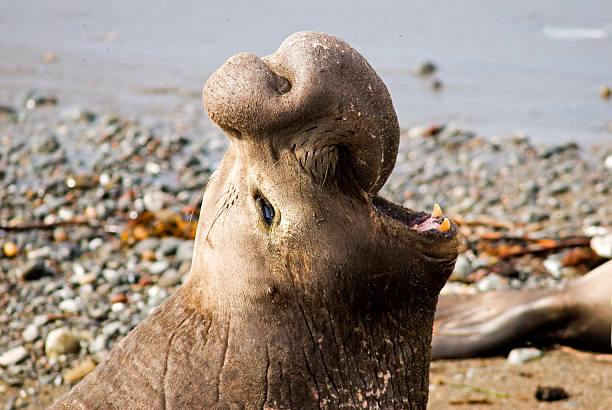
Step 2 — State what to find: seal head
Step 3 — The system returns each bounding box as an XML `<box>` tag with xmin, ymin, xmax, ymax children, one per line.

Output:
<box><xmin>52</xmin><ymin>32</ymin><xmax>462</xmax><ymax>409</ymax></box>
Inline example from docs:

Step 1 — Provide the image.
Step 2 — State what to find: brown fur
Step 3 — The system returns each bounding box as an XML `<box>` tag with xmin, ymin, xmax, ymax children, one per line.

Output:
<box><xmin>52</xmin><ymin>31</ymin><xmax>461</xmax><ymax>409</ymax></box>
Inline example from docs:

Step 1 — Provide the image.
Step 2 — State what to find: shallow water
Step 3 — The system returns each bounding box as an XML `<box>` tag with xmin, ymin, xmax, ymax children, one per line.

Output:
<box><xmin>1</xmin><ymin>0</ymin><xmax>611</xmax><ymax>144</ymax></box>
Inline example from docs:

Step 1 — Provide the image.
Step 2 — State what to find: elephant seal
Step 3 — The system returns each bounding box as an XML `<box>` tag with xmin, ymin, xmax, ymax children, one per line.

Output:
<box><xmin>432</xmin><ymin>259</ymin><xmax>612</xmax><ymax>359</ymax></box>
<box><xmin>52</xmin><ymin>32</ymin><xmax>461</xmax><ymax>409</ymax></box>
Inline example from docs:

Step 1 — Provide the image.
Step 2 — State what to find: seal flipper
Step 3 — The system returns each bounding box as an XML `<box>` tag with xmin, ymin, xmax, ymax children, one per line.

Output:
<box><xmin>432</xmin><ymin>260</ymin><xmax>612</xmax><ymax>359</ymax></box>
<box><xmin>432</xmin><ymin>288</ymin><xmax>565</xmax><ymax>358</ymax></box>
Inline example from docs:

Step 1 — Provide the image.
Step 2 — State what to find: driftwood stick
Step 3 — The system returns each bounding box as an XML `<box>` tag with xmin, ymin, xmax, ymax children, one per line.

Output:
<box><xmin>0</xmin><ymin>218</ymin><xmax>100</xmax><ymax>231</ymax></box>
<box><xmin>497</xmin><ymin>237</ymin><xmax>591</xmax><ymax>259</ymax></box>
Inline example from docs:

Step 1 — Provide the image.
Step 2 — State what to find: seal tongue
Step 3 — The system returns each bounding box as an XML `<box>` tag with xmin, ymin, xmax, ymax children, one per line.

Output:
<box><xmin>413</xmin><ymin>218</ymin><xmax>440</xmax><ymax>232</ymax></box>
<box><xmin>412</xmin><ymin>204</ymin><xmax>451</xmax><ymax>232</ymax></box>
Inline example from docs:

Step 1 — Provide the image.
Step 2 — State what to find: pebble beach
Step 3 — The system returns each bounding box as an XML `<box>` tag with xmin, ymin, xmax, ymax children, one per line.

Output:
<box><xmin>1</xmin><ymin>96</ymin><xmax>611</xmax><ymax>408</ymax></box>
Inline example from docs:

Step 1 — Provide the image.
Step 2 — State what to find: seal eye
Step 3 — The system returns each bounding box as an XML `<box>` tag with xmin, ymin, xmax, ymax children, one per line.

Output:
<box><xmin>257</xmin><ymin>196</ymin><xmax>275</xmax><ymax>226</ymax></box>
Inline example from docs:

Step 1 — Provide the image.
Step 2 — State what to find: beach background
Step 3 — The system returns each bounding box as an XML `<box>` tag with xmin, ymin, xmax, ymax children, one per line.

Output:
<box><xmin>1</xmin><ymin>1</ymin><xmax>611</xmax><ymax>408</ymax></box>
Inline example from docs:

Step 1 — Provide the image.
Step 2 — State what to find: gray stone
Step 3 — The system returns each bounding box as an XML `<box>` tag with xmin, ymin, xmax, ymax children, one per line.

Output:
<box><xmin>0</xmin><ymin>346</ymin><xmax>29</xmax><ymax>367</ymax></box>
<box><xmin>33</xmin><ymin>135</ymin><xmax>60</xmax><ymax>153</ymax></box>
<box><xmin>476</xmin><ymin>273</ymin><xmax>507</xmax><ymax>292</ymax></box>
<box><xmin>507</xmin><ymin>347</ymin><xmax>543</xmax><ymax>365</ymax></box>
<box><xmin>133</xmin><ymin>237</ymin><xmax>161</xmax><ymax>254</ymax></box>
<box><xmin>142</xmin><ymin>189</ymin><xmax>176</xmax><ymax>212</ymax></box>
<box><xmin>412</xmin><ymin>60</ymin><xmax>437</xmax><ymax>76</ymax></box>
<box><xmin>90</xmin><ymin>335</ymin><xmax>108</xmax><ymax>354</ymax></box>
<box><xmin>148</xmin><ymin>260</ymin><xmax>170</xmax><ymax>276</ymax></box>
<box><xmin>158</xmin><ymin>269</ymin><xmax>183</xmax><ymax>288</ymax></box>
<box><xmin>156</xmin><ymin>237</ymin><xmax>182</xmax><ymax>258</ymax></box>
<box><xmin>176</xmin><ymin>240</ymin><xmax>194</xmax><ymax>262</ymax></box>
<box><xmin>102</xmin><ymin>269</ymin><xmax>121</xmax><ymax>284</ymax></box>
<box><xmin>102</xmin><ymin>322</ymin><xmax>122</xmax><ymax>337</ymax></box>
<box><xmin>449</xmin><ymin>254</ymin><xmax>472</xmax><ymax>281</ymax></box>
<box><xmin>61</xmin><ymin>107</ymin><xmax>96</xmax><ymax>123</ymax></box>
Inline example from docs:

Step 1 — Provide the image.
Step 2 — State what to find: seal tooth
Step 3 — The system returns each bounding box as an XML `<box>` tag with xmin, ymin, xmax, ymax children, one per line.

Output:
<box><xmin>431</xmin><ymin>203</ymin><xmax>443</xmax><ymax>218</ymax></box>
<box><xmin>438</xmin><ymin>218</ymin><xmax>450</xmax><ymax>232</ymax></box>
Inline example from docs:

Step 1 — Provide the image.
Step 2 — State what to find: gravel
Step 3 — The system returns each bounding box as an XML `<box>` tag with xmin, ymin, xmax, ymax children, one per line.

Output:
<box><xmin>1</xmin><ymin>98</ymin><xmax>610</xmax><ymax>407</ymax></box>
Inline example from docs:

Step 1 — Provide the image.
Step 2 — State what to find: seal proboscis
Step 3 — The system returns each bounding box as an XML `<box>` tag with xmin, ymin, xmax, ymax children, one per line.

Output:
<box><xmin>52</xmin><ymin>31</ymin><xmax>461</xmax><ymax>409</ymax></box>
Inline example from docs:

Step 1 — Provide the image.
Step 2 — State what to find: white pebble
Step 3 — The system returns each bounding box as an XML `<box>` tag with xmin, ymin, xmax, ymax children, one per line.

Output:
<box><xmin>89</xmin><ymin>238</ymin><xmax>104</xmax><ymax>251</ymax></box>
<box><xmin>591</xmin><ymin>234</ymin><xmax>612</xmax><ymax>258</ymax></box>
<box><xmin>111</xmin><ymin>302</ymin><xmax>126</xmax><ymax>312</ymax></box>
<box><xmin>507</xmin><ymin>347</ymin><xmax>543</xmax><ymax>365</ymax></box>
<box><xmin>22</xmin><ymin>324</ymin><xmax>40</xmax><ymax>342</ymax></box>
<box><xmin>59</xmin><ymin>299</ymin><xmax>80</xmax><ymax>314</ymax></box>
<box><xmin>0</xmin><ymin>346</ymin><xmax>29</xmax><ymax>366</ymax></box>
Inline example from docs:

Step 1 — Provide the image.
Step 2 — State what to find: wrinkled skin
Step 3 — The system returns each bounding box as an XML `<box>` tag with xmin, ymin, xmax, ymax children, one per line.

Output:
<box><xmin>52</xmin><ymin>32</ymin><xmax>461</xmax><ymax>409</ymax></box>
<box><xmin>433</xmin><ymin>260</ymin><xmax>612</xmax><ymax>359</ymax></box>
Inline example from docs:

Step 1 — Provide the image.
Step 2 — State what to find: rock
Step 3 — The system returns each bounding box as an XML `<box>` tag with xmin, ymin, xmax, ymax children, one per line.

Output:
<box><xmin>78</xmin><ymin>273</ymin><xmax>98</xmax><ymax>285</ymax></box>
<box><xmin>475</xmin><ymin>273</ymin><xmax>507</xmax><ymax>292</ymax></box>
<box><xmin>102</xmin><ymin>269</ymin><xmax>121</xmax><ymax>284</ymax></box>
<box><xmin>0</xmin><ymin>346</ymin><xmax>29</xmax><ymax>367</ymax></box>
<box><xmin>142</xmin><ymin>190</ymin><xmax>176</xmax><ymax>212</ymax></box>
<box><xmin>24</xmin><ymin>91</ymin><xmax>58</xmax><ymax>109</ymax></box>
<box><xmin>102</xmin><ymin>322</ymin><xmax>122</xmax><ymax>337</ymax></box>
<box><xmin>110</xmin><ymin>302</ymin><xmax>125</xmax><ymax>312</ymax></box>
<box><xmin>507</xmin><ymin>347</ymin><xmax>543</xmax><ymax>365</ymax></box>
<box><xmin>65</xmin><ymin>174</ymin><xmax>96</xmax><ymax>189</ymax></box>
<box><xmin>156</xmin><ymin>237</ymin><xmax>182</xmax><ymax>258</ymax></box>
<box><xmin>549</xmin><ymin>181</ymin><xmax>570</xmax><ymax>195</ymax></box>
<box><xmin>431</xmin><ymin>79</ymin><xmax>442</xmax><ymax>90</ymax></box>
<box><xmin>591</xmin><ymin>233</ymin><xmax>612</xmax><ymax>258</ymax></box>
<box><xmin>59</xmin><ymin>299</ymin><xmax>81</xmax><ymax>314</ymax></box>
<box><xmin>176</xmin><ymin>240</ymin><xmax>194</xmax><ymax>262</ymax></box>
<box><xmin>2</xmin><ymin>242</ymin><xmax>18</xmax><ymax>258</ymax></box>
<box><xmin>535</xmin><ymin>386</ymin><xmax>569</xmax><ymax>401</ymax></box>
<box><xmin>22</xmin><ymin>324</ymin><xmax>39</xmax><ymax>342</ymax></box>
<box><xmin>158</xmin><ymin>269</ymin><xmax>183</xmax><ymax>287</ymax></box>
<box><xmin>148</xmin><ymin>260</ymin><xmax>170</xmax><ymax>275</ymax></box>
<box><xmin>64</xmin><ymin>359</ymin><xmax>97</xmax><ymax>383</ymax></box>
<box><xmin>33</xmin><ymin>135</ymin><xmax>60</xmax><ymax>153</ymax></box>
<box><xmin>605</xmin><ymin>155</ymin><xmax>612</xmax><ymax>170</ymax></box>
<box><xmin>61</xmin><ymin>107</ymin><xmax>96</xmax><ymax>123</ymax></box>
<box><xmin>449</xmin><ymin>253</ymin><xmax>472</xmax><ymax>281</ymax></box>
<box><xmin>27</xmin><ymin>246</ymin><xmax>51</xmax><ymax>260</ymax></box>
<box><xmin>89</xmin><ymin>238</ymin><xmax>104</xmax><ymax>251</ymax></box>
<box><xmin>133</xmin><ymin>237</ymin><xmax>161</xmax><ymax>254</ymax></box>
<box><xmin>110</xmin><ymin>293</ymin><xmax>127</xmax><ymax>304</ymax></box>
<box><xmin>89</xmin><ymin>335</ymin><xmax>107</xmax><ymax>354</ymax></box>
<box><xmin>0</xmin><ymin>105</ymin><xmax>17</xmax><ymax>119</ymax></box>
<box><xmin>412</xmin><ymin>60</ymin><xmax>437</xmax><ymax>76</ymax></box>
<box><xmin>543</xmin><ymin>256</ymin><xmax>563</xmax><ymax>279</ymax></box>
<box><xmin>20</xmin><ymin>260</ymin><xmax>55</xmax><ymax>281</ymax></box>
<box><xmin>45</xmin><ymin>328</ymin><xmax>81</xmax><ymax>359</ymax></box>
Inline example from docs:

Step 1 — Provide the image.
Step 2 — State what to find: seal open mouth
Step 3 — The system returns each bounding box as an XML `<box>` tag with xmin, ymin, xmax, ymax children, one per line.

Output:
<box><xmin>371</xmin><ymin>196</ymin><xmax>452</xmax><ymax>235</ymax></box>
